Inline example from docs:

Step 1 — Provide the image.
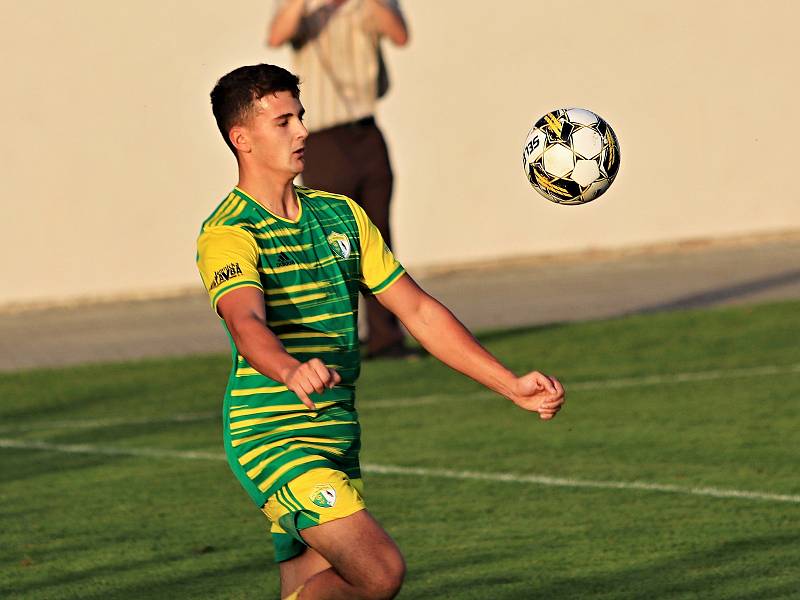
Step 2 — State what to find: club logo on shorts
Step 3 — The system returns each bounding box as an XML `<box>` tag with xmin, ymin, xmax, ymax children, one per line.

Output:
<box><xmin>327</xmin><ymin>231</ymin><xmax>351</xmax><ymax>259</ymax></box>
<box><xmin>309</xmin><ymin>484</ymin><xmax>337</xmax><ymax>508</ymax></box>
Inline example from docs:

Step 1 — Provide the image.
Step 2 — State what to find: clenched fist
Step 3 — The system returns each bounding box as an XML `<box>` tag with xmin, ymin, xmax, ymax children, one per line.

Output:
<box><xmin>507</xmin><ymin>371</ymin><xmax>565</xmax><ymax>420</ymax></box>
<box><xmin>284</xmin><ymin>358</ymin><xmax>341</xmax><ymax>410</ymax></box>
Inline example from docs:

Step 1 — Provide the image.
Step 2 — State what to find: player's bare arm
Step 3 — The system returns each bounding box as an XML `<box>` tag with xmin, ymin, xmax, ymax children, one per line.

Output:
<box><xmin>269</xmin><ymin>0</ymin><xmax>408</xmax><ymax>49</ymax></box>
<box><xmin>366</xmin><ymin>0</ymin><xmax>409</xmax><ymax>46</ymax></box>
<box><xmin>377</xmin><ymin>274</ymin><xmax>565</xmax><ymax>419</ymax></box>
<box><xmin>217</xmin><ymin>286</ymin><xmax>341</xmax><ymax>409</ymax></box>
<box><xmin>267</xmin><ymin>0</ymin><xmax>307</xmax><ymax>47</ymax></box>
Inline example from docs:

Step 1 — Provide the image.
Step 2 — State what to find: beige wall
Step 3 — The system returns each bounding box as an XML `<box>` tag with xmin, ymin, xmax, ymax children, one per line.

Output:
<box><xmin>1</xmin><ymin>1</ymin><xmax>798</xmax><ymax>306</ymax></box>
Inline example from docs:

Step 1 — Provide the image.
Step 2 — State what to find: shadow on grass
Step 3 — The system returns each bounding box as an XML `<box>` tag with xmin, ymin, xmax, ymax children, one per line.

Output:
<box><xmin>0</xmin><ymin>448</ymin><xmax>122</xmax><ymax>486</ymax></box>
<box><xmin>4</xmin><ymin>550</ymin><xmax>272</xmax><ymax>600</ymax></box>
<box><xmin>8</xmin><ymin>533</ymin><xmax>798</xmax><ymax>600</ymax></box>
<box><xmin>85</xmin><ymin>556</ymin><xmax>274</xmax><ymax>600</ymax></box>
<box><xmin>473</xmin><ymin>321</ymin><xmax>568</xmax><ymax>345</ymax></box>
<box><xmin>520</xmin><ymin>533</ymin><xmax>798</xmax><ymax>600</ymax></box>
<box><xmin>472</xmin><ymin>285</ymin><xmax>800</xmax><ymax>349</ymax></box>
<box><xmin>0</xmin><ymin>355</ymin><xmax>229</xmax><ymax>422</ymax></box>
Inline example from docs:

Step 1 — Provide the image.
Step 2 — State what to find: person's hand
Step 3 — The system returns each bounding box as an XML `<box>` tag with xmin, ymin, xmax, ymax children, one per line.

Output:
<box><xmin>284</xmin><ymin>358</ymin><xmax>341</xmax><ymax>410</ymax></box>
<box><xmin>508</xmin><ymin>371</ymin><xmax>565</xmax><ymax>420</ymax></box>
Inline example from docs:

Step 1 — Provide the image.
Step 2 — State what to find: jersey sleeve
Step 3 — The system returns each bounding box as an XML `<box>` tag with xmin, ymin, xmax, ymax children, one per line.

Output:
<box><xmin>196</xmin><ymin>225</ymin><xmax>263</xmax><ymax>314</ymax></box>
<box><xmin>346</xmin><ymin>199</ymin><xmax>405</xmax><ymax>295</ymax></box>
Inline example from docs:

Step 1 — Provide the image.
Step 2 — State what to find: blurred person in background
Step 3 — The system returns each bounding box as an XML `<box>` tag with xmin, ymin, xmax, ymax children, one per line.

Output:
<box><xmin>268</xmin><ymin>0</ymin><xmax>411</xmax><ymax>359</ymax></box>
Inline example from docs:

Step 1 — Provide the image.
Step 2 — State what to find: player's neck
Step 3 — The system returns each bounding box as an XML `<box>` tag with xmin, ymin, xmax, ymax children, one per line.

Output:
<box><xmin>236</xmin><ymin>171</ymin><xmax>299</xmax><ymax>221</ymax></box>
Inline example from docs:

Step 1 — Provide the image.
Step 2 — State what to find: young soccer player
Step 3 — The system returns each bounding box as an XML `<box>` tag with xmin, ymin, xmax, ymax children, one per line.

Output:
<box><xmin>197</xmin><ymin>64</ymin><xmax>565</xmax><ymax>600</ymax></box>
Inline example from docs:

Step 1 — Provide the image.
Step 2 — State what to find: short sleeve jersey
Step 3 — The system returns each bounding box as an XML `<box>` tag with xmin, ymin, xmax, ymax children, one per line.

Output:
<box><xmin>196</xmin><ymin>185</ymin><xmax>404</xmax><ymax>505</ymax></box>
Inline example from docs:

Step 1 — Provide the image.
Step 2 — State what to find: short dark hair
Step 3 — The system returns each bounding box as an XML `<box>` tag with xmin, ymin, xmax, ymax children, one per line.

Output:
<box><xmin>210</xmin><ymin>64</ymin><xmax>301</xmax><ymax>155</ymax></box>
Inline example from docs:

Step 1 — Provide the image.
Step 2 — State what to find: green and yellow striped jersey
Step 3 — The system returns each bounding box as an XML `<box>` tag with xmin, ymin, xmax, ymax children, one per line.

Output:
<box><xmin>196</xmin><ymin>185</ymin><xmax>405</xmax><ymax>506</ymax></box>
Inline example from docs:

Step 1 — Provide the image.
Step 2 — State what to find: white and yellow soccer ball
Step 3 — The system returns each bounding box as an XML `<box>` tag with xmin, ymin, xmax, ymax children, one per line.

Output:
<box><xmin>522</xmin><ymin>108</ymin><xmax>620</xmax><ymax>205</ymax></box>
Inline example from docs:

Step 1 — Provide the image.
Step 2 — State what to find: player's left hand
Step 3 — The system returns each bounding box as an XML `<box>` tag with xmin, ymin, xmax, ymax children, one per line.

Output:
<box><xmin>508</xmin><ymin>371</ymin><xmax>565</xmax><ymax>420</ymax></box>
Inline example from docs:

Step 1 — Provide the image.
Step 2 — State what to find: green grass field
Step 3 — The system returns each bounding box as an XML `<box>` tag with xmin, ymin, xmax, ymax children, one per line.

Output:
<box><xmin>2</xmin><ymin>301</ymin><xmax>799</xmax><ymax>599</ymax></box>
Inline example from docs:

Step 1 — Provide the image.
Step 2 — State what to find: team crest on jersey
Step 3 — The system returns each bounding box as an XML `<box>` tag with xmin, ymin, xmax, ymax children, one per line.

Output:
<box><xmin>309</xmin><ymin>484</ymin><xmax>337</xmax><ymax>508</ymax></box>
<box><xmin>327</xmin><ymin>231</ymin><xmax>351</xmax><ymax>259</ymax></box>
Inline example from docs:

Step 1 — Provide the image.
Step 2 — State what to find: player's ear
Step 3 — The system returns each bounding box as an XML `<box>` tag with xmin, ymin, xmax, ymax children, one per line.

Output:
<box><xmin>230</xmin><ymin>126</ymin><xmax>251</xmax><ymax>154</ymax></box>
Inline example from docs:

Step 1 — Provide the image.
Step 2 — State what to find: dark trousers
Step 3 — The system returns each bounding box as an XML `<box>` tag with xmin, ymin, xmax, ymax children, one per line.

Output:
<box><xmin>302</xmin><ymin>118</ymin><xmax>404</xmax><ymax>353</ymax></box>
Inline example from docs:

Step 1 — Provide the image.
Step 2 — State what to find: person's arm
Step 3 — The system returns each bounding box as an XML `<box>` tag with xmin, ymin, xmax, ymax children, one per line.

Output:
<box><xmin>267</xmin><ymin>0</ymin><xmax>307</xmax><ymax>47</ymax></box>
<box><xmin>346</xmin><ymin>197</ymin><xmax>560</xmax><ymax>417</ymax></box>
<box><xmin>217</xmin><ymin>287</ymin><xmax>341</xmax><ymax>409</ymax></box>
<box><xmin>376</xmin><ymin>275</ymin><xmax>565</xmax><ymax>419</ymax></box>
<box><xmin>196</xmin><ymin>224</ymin><xmax>339</xmax><ymax>409</ymax></box>
<box><xmin>367</xmin><ymin>0</ymin><xmax>409</xmax><ymax>46</ymax></box>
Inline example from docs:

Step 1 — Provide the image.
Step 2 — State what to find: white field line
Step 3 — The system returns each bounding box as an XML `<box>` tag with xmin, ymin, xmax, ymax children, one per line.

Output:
<box><xmin>0</xmin><ymin>412</ymin><xmax>217</xmax><ymax>433</ymax></box>
<box><xmin>1</xmin><ymin>437</ymin><xmax>798</xmax><ymax>505</ymax></box>
<box><xmin>369</xmin><ymin>362</ymin><xmax>800</xmax><ymax>408</ymax></box>
<box><xmin>2</xmin><ymin>362</ymin><xmax>799</xmax><ymax>434</ymax></box>
<box><xmin>568</xmin><ymin>362</ymin><xmax>800</xmax><ymax>391</ymax></box>
<box><xmin>0</xmin><ymin>438</ymin><xmax>222</xmax><ymax>461</ymax></box>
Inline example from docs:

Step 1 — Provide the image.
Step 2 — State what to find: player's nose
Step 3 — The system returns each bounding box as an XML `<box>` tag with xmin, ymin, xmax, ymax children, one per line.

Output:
<box><xmin>296</xmin><ymin>119</ymin><xmax>309</xmax><ymax>141</ymax></box>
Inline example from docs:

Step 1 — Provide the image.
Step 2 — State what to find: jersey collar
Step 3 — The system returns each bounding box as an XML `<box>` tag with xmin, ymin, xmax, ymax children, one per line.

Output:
<box><xmin>233</xmin><ymin>186</ymin><xmax>303</xmax><ymax>224</ymax></box>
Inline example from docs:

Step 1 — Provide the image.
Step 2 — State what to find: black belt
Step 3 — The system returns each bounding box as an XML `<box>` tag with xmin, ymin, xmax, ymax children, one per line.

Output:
<box><xmin>352</xmin><ymin>115</ymin><xmax>375</xmax><ymax>127</ymax></box>
<box><xmin>320</xmin><ymin>116</ymin><xmax>375</xmax><ymax>131</ymax></box>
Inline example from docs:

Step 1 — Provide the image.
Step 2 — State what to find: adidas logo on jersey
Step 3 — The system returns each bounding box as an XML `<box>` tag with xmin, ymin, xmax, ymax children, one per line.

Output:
<box><xmin>275</xmin><ymin>252</ymin><xmax>295</xmax><ymax>268</ymax></box>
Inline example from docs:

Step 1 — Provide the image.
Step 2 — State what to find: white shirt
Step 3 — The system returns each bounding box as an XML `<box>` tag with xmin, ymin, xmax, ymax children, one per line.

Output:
<box><xmin>278</xmin><ymin>0</ymin><xmax>402</xmax><ymax>132</ymax></box>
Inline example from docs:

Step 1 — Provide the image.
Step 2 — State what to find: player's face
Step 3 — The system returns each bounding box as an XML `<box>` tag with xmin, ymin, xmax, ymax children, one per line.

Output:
<box><xmin>241</xmin><ymin>91</ymin><xmax>307</xmax><ymax>176</ymax></box>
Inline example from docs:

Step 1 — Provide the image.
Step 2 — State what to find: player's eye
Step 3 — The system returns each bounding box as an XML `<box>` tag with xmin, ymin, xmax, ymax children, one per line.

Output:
<box><xmin>278</xmin><ymin>120</ymin><xmax>288</xmax><ymax>127</ymax></box>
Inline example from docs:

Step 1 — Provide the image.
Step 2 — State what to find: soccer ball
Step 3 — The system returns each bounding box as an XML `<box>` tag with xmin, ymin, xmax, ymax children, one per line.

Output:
<box><xmin>522</xmin><ymin>108</ymin><xmax>620</xmax><ymax>205</ymax></box>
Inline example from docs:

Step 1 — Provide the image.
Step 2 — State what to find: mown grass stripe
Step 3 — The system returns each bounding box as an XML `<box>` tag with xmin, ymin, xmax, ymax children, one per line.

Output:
<box><xmin>3</xmin><ymin>362</ymin><xmax>799</xmax><ymax>434</ymax></box>
<box><xmin>1</xmin><ymin>438</ymin><xmax>797</xmax><ymax>504</ymax></box>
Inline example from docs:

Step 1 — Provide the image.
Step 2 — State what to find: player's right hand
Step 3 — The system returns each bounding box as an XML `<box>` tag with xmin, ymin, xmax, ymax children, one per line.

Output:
<box><xmin>284</xmin><ymin>358</ymin><xmax>341</xmax><ymax>410</ymax></box>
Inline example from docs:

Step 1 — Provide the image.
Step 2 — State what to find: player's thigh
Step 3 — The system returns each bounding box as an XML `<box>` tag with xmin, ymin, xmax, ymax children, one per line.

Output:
<box><xmin>301</xmin><ymin>509</ymin><xmax>405</xmax><ymax>592</ymax></box>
